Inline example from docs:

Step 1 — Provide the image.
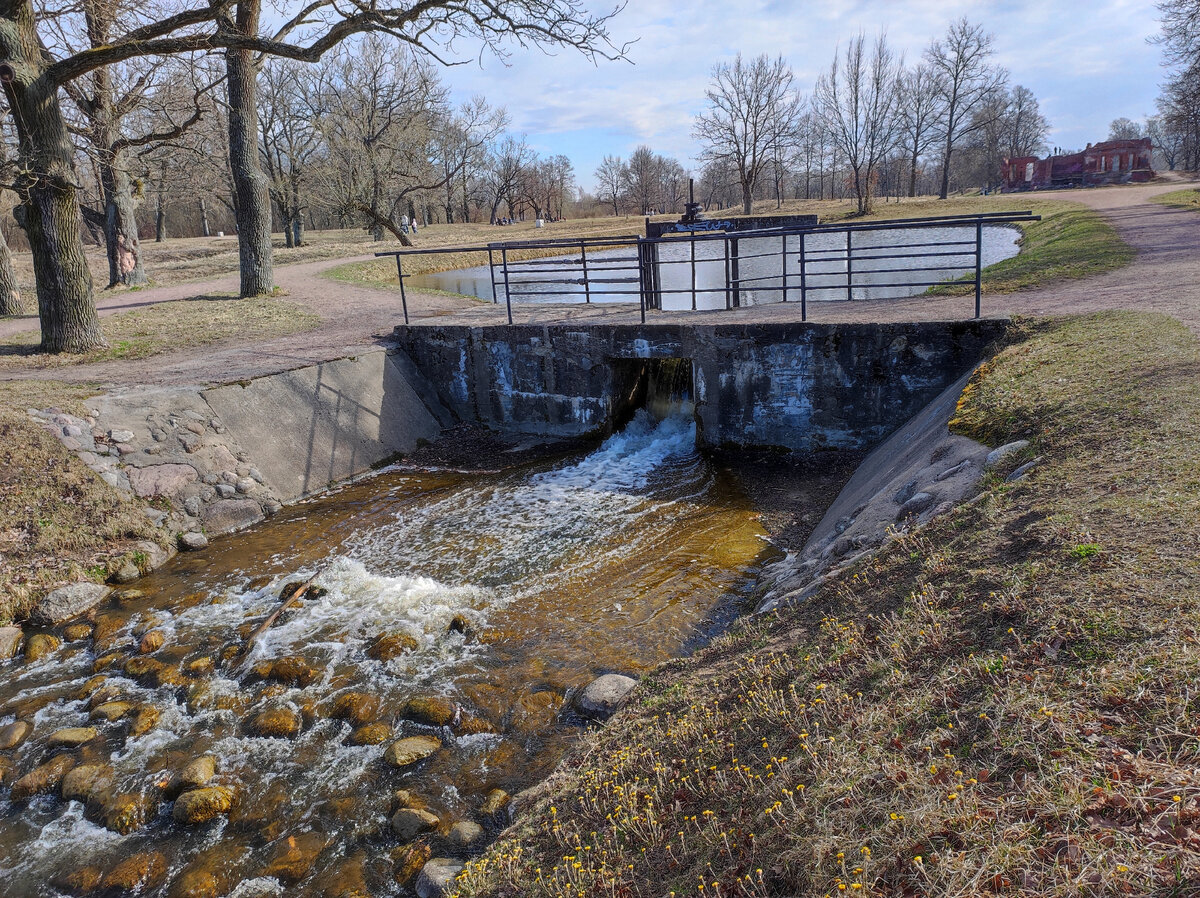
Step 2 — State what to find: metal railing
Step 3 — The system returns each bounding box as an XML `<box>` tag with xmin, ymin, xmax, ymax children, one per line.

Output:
<box><xmin>374</xmin><ymin>211</ymin><xmax>1040</xmax><ymax>325</ymax></box>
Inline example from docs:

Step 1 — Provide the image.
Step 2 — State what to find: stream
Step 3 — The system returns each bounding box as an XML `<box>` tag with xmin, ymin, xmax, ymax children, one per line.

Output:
<box><xmin>0</xmin><ymin>404</ymin><xmax>772</xmax><ymax>897</ymax></box>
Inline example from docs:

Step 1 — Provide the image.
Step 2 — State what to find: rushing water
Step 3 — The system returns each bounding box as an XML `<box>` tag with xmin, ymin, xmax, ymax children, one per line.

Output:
<box><xmin>0</xmin><ymin>407</ymin><xmax>771</xmax><ymax>896</ymax></box>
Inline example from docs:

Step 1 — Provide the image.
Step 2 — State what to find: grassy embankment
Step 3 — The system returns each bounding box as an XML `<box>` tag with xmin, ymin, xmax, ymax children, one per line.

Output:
<box><xmin>1150</xmin><ymin>186</ymin><xmax>1200</xmax><ymax>211</ymax></box>
<box><xmin>324</xmin><ymin>195</ymin><xmax>1132</xmax><ymax>299</ymax></box>
<box><xmin>455</xmin><ymin>310</ymin><xmax>1200</xmax><ymax>897</ymax></box>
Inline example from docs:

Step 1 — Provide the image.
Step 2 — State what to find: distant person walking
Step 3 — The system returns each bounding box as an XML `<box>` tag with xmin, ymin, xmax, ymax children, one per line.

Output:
<box><xmin>401</xmin><ymin>214</ymin><xmax>410</xmax><ymax>234</ymax></box>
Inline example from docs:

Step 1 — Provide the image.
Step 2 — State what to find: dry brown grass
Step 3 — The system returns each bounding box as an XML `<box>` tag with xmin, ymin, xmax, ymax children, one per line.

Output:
<box><xmin>0</xmin><ymin>380</ymin><xmax>164</xmax><ymax>625</ymax></box>
<box><xmin>0</xmin><ymin>295</ymin><xmax>321</xmax><ymax>370</ymax></box>
<box><xmin>455</xmin><ymin>311</ymin><xmax>1200</xmax><ymax>898</ymax></box>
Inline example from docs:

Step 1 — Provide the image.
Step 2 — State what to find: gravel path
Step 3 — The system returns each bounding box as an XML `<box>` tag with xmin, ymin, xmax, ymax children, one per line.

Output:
<box><xmin>2</xmin><ymin>179</ymin><xmax>1197</xmax><ymax>388</ymax></box>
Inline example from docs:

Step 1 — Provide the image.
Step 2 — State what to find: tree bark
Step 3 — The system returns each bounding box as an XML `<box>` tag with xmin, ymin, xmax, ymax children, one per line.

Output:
<box><xmin>199</xmin><ymin>198</ymin><xmax>211</xmax><ymax>237</ymax></box>
<box><xmin>0</xmin><ymin>0</ymin><xmax>104</xmax><ymax>352</ymax></box>
<box><xmin>224</xmin><ymin>0</ymin><xmax>274</xmax><ymax>296</ymax></box>
<box><xmin>0</xmin><ymin>224</ymin><xmax>22</xmax><ymax>315</ymax></box>
<box><xmin>741</xmin><ymin>180</ymin><xmax>753</xmax><ymax>215</ymax></box>
<box><xmin>101</xmin><ymin>153</ymin><xmax>147</xmax><ymax>286</ymax></box>
<box><xmin>156</xmin><ymin>195</ymin><xmax>166</xmax><ymax>242</ymax></box>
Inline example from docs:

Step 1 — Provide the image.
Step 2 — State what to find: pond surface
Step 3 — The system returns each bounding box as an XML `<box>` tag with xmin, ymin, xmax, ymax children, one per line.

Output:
<box><xmin>0</xmin><ymin>407</ymin><xmax>771</xmax><ymax>896</ymax></box>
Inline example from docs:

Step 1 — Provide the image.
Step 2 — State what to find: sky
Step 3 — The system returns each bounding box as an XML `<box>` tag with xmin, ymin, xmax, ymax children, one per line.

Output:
<box><xmin>430</xmin><ymin>0</ymin><xmax>1168</xmax><ymax>193</ymax></box>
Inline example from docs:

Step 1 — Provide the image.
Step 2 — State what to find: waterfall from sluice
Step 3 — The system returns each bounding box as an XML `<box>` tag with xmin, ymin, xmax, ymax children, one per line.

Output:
<box><xmin>0</xmin><ymin>402</ymin><xmax>771</xmax><ymax>897</ymax></box>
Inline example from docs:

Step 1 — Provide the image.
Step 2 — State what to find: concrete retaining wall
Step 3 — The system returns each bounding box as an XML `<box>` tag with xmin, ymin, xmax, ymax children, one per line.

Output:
<box><xmin>393</xmin><ymin>321</ymin><xmax>1007</xmax><ymax>452</ymax></box>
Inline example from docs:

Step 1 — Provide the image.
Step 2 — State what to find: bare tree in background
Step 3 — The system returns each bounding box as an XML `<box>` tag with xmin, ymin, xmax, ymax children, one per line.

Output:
<box><xmin>0</xmin><ymin>0</ymin><xmax>626</xmax><ymax>352</ymax></box>
<box><xmin>814</xmin><ymin>33</ymin><xmax>903</xmax><ymax>214</ymax></box>
<box><xmin>897</xmin><ymin>63</ymin><xmax>944</xmax><ymax>197</ymax></box>
<box><xmin>260</xmin><ymin>60</ymin><xmax>322</xmax><ymax>247</ymax></box>
<box><xmin>1003</xmin><ymin>85</ymin><xmax>1050</xmax><ymax>157</ymax></box>
<box><xmin>594</xmin><ymin>154</ymin><xmax>626</xmax><ymax>215</ymax></box>
<box><xmin>0</xmin><ymin>114</ymin><xmax>21</xmax><ymax>315</ymax></box>
<box><xmin>693</xmin><ymin>53</ymin><xmax>805</xmax><ymax>215</ymax></box>
<box><xmin>431</xmin><ymin>96</ymin><xmax>507</xmax><ymax>224</ymax></box>
<box><xmin>1108</xmin><ymin>117</ymin><xmax>1144</xmax><ymax>140</ymax></box>
<box><xmin>925</xmin><ymin>18</ymin><xmax>1007</xmax><ymax>199</ymax></box>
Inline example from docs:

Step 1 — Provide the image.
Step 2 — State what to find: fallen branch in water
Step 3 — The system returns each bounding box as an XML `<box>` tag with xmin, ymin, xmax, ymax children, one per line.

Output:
<box><xmin>233</xmin><ymin>563</ymin><xmax>331</xmax><ymax>667</ymax></box>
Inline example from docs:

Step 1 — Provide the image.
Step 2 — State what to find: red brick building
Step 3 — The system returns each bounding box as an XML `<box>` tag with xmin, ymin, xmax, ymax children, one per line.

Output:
<box><xmin>1001</xmin><ymin>138</ymin><xmax>1154</xmax><ymax>191</ymax></box>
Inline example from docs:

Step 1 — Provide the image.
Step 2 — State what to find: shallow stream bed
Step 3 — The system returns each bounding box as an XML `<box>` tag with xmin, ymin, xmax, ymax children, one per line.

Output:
<box><xmin>0</xmin><ymin>409</ymin><xmax>775</xmax><ymax>897</ymax></box>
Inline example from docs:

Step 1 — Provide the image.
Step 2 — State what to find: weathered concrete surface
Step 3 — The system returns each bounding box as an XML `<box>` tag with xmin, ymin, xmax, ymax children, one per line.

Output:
<box><xmin>756</xmin><ymin>369</ymin><xmax>998</xmax><ymax>613</ymax></box>
<box><xmin>202</xmin><ymin>351</ymin><xmax>442</xmax><ymax>502</ymax></box>
<box><xmin>394</xmin><ymin>321</ymin><xmax>1007</xmax><ymax>452</ymax></box>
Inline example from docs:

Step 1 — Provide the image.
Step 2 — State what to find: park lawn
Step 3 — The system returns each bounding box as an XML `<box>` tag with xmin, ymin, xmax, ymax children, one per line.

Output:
<box><xmin>0</xmin><ymin>295</ymin><xmax>321</xmax><ymax>371</ymax></box>
<box><xmin>1150</xmin><ymin>186</ymin><xmax>1200</xmax><ymax>210</ymax></box>
<box><xmin>455</xmin><ymin>310</ymin><xmax>1200</xmax><ymax>897</ymax></box>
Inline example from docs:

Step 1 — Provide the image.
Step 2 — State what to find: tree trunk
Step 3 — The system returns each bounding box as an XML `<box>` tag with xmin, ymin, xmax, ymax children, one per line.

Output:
<box><xmin>939</xmin><ymin>131</ymin><xmax>953</xmax><ymax>199</ymax></box>
<box><xmin>224</xmin><ymin>0</ymin><xmax>274</xmax><ymax>296</ymax></box>
<box><xmin>156</xmin><ymin>194</ymin><xmax>166</xmax><ymax>242</ymax></box>
<box><xmin>199</xmin><ymin>198</ymin><xmax>211</xmax><ymax>237</ymax></box>
<box><xmin>0</xmin><ymin>0</ymin><xmax>104</xmax><ymax>352</ymax></box>
<box><xmin>741</xmin><ymin>181</ymin><xmax>753</xmax><ymax>215</ymax></box>
<box><xmin>101</xmin><ymin>156</ymin><xmax>147</xmax><ymax>287</ymax></box>
<box><xmin>0</xmin><ymin>224</ymin><xmax>22</xmax><ymax>316</ymax></box>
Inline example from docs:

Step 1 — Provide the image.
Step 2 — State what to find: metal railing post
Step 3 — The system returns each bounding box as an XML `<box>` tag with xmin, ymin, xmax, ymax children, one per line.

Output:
<box><xmin>799</xmin><ymin>231</ymin><xmax>807</xmax><ymax>322</ymax></box>
<box><xmin>730</xmin><ymin>236</ymin><xmax>741</xmax><ymax>308</ymax></box>
<box><xmin>780</xmin><ymin>235</ymin><xmax>789</xmax><ymax>304</ymax></box>
<box><xmin>974</xmin><ymin>219</ymin><xmax>983</xmax><ymax>319</ymax></box>
<box><xmin>394</xmin><ymin>254</ymin><xmax>410</xmax><ymax>325</ymax></box>
<box><xmin>723</xmin><ymin>237</ymin><xmax>732</xmax><ymax>310</ymax></box>
<box><xmin>637</xmin><ymin>239</ymin><xmax>647</xmax><ymax>323</ymax></box>
<box><xmin>689</xmin><ymin>234</ymin><xmax>697</xmax><ymax>310</ymax></box>
<box><xmin>501</xmin><ymin>246</ymin><xmax>513</xmax><ymax>325</ymax></box>
<box><xmin>487</xmin><ymin>247</ymin><xmax>498</xmax><ymax>303</ymax></box>
<box><xmin>846</xmin><ymin>229</ymin><xmax>853</xmax><ymax>302</ymax></box>
<box><xmin>580</xmin><ymin>240</ymin><xmax>591</xmax><ymax>303</ymax></box>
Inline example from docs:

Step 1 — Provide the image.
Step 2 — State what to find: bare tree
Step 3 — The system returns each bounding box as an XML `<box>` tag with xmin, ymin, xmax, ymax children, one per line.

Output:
<box><xmin>814</xmin><ymin>33</ymin><xmax>903</xmax><ymax>214</ymax></box>
<box><xmin>1108</xmin><ymin>117</ymin><xmax>1144</xmax><ymax>140</ymax></box>
<box><xmin>1154</xmin><ymin>0</ymin><xmax>1200</xmax><ymax>68</ymax></box>
<box><xmin>431</xmin><ymin>96</ymin><xmax>507</xmax><ymax>224</ymax></box>
<box><xmin>897</xmin><ymin>63</ymin><xmax>944</xmax><ymax>197</ymax></box>
<box><xmin>0</xmin><ymin>0</ymin><xmax>626</xmax><ymax>353</ymax></box>
<box><xmin>594</xmin><ymin>154</ymin><xmax>626</xmax><ymax>216</ymax></box>
<box><xmin>925</xmin><ymin>18</ymin><xmax>1007</xmax><ymax>199</ymax></box>
<box><xmin>259</xmin><ymin>60</ymin><xmax>322</xmax><ymax>247</ymax></box>
<box><xmin>693</xmin><ymin>53</ymin><xmax>805</xmax><ymax>215</ymax></box>
<box><xmin>1004</xmin><ymin>86</ymin><xmax>1050</xmax><ymax>157</ymax></box>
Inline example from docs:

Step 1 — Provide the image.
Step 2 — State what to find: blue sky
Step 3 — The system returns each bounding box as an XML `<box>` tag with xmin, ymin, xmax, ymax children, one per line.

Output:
<box><xmin>432</xmin><ymin>0</ymin><xmax>1167</xmax><ymax>192</ymax></box>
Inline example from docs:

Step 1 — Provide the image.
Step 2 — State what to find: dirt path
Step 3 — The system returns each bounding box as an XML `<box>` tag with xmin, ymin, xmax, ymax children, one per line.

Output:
<box><xmin>2</xmin><ymin>180</ymin><xmax>1197</xmax><ymax>389</ymax></box>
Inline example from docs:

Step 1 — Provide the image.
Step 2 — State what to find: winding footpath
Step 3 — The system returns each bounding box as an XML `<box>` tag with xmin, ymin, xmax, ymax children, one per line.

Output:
<box><xmin>2</xmin><ymin>179</ymin><xmax>1198</xmax><ymax>389</ymax></box>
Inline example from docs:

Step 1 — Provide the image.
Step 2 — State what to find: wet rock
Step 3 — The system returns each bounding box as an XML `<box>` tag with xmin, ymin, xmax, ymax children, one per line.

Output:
<box><xmin>392</xmin><ymin>841</ymin><xmax>433</xmax><ymax>887</ymax></box>
<box><xmin>76</xmin><ymin>674</ymin><xmax>110</xmax><ymax>700</ymax></box>
<box><xmin>454</xmin><ymin>713</ymin><xmax>495</xmax><ymax>736</ymax></box>
<box><xmin>265</xmin><ymin>655</ymin><xmax>318</xmax><ymax>687</ymax></box>
<box><xmin>390</xmin><ymin>789</ymin><xmax>426</xmax><ymax>812</ymax></box>
<box><xmin>0</xmin><ymin>719</ymin><xmax>32</xmax><ymax>750</ymax></box>
<box><xmin>349</xmin><ymin>722</ymin><xmax>392</xmax><ymax>746</ymax></box>
<box><xmin>29</xmin><ymin>582</ymin><xmax>110</xmax><ymax>625</ymax></box>
<box><xmin>92</xmin><ymin>651</ymin><xmax>125</xmax><ymax>672</ymax></box>
<box><xmin>112</xmin><ymin>562</ymin><xmax>142</xmax><ymax>584</ymax></box>
<box><xmin>123</xmin><ymin>655</ymin><xmax>164</xmax><ymax>681</ymax></box>
<box><xmin>61</xmin><ymin>763</ymin><xmax>115</xmax><ymax>803</ymax></box>
<box><xmin>0</xmin><ymin>625</ymin><xmax>23</xmax><ymax>658</ymax></box>
<box><xmin>480</xmin><ymin>788</ymin><xmax>511</xmax><ymax>819</ymax></box>
<box><xmin>129</xmin><ymin>704</ymin><xmax>161</xmax><ymax>738</ymax></box>
<box><xmin>330</xmin><ymin>692</ymin><xmax>381</xmax><ymax>727</ymax></box>
<box><xmin>415</xmin><ymin>858</ymin><xmax>466</xmax><ymax>898</ymax></box>
<box><xmin>180</xmin><ymin>755</ymin><xmax>217</xmax><ymax>790</ymax></box>
<box><xmin>92</xmin><ymin>612</ymin><xmax>127</xmax><ymax>653</ymax></box>
<box><xmin>62</xmin><ymin>623</ymin><xmax>93</xmax><ymax>642</ymax></box>
<box><xmin>173</xmin><ymin>786</ymin><xmax>236</xmax><ymax>824</ymax></box>
<box><xmin>185</xmin><ymin>656</ymin><xmax>215</xmax><ymax>677</ymax></box>
<box><xmin>24</xmin><ymin>632</ymin><xmax>61</xmax><ymax>662</ymax></box>
<box><xmin>87</xmin><ymin>683</ymin><xmax>124</xmax><ymax>709</ymax></box>
<box><xmin>246</xmin><ymin>706</ymin><xmax>302</xmax><ymax>739</ymax></box>
<box><xmin>576</xmin><ymin>674</ymin><xmax>638</xmax><ymax>719</ymax></box>
<box><xmin>48</xmin><ymin>726</ymin><xmax>98</xmax><ymax>749</ymax></box>
<box><xmin>100</xmin><ymin>850</ymin><xmax>167</xmax><ymax>895</ymax></box>
<box><xmin>448</xmin><ymin>614</ymin><xmax>469</xmax><ymax>634</ymax></box>
<box><xmin>383</xmin><ymin>735</ymin><xmax>441</xmax><ymax>768</ymax></box>
<box><xmin>404</xmin><ymin>696</ymin><xmax>457</xmax><ymax>728</ymax></box>
<box><xmin>167</xmin><ymin>842</ymin><xmax>243</xmax><ymax>898</ymax></box>
<box><xmin>448</xmin><ymin>821</ymin><xmax>484</xmax><ymax>851</ymax></box>
<box><xmin>139</xmin><ymin>630</ymin><xmax>166</xmax><ymax>654</ymax></box>
<box><xmin>391</xmin><ymin>807</ymin><xmax>440</xmax><ymax>841</ymax></box>
<box><xmin>263</xmin><ymin>832</ymin><xmax>328</xmax><ymax>885</ymax></box>
<box><xmin>179</xmin><ymin>531</ymin><xmax>209</xmax><ymax>551</ymax></box>
<box><xmin>201</xmin><ymin>498</ymin><xmax>264</xmax><ymax>533</ymax></box>
<box><xmin>985</xmin><ymin>439</ymin><xmax>1030</xmax><ymax>469</ymax></box>
<box><xmin>90</xmin><ymin>701</ymin><xmax>137</xmax><ymax>722</ymax></box>
<box><xmin>280</xmin><ymin>580</ymin><xmax>329</xmax><ymax>601</ymax></box>
<box><xmin>506</xmin><ymin>690</ymin><xmax>561</xmax><ymax>736</ymax></box>
<box><xmin>92</xmin><ymin>790</ymin><xmax>156</xmax><ymax>834</ymax></box>
<box><xmin>10</xmin><ymin>753</ymin><xmax>76</xmax><ymax>801</ymax></box>
<box><xmin>368</xmin><ymin>631</ymin><xmax>419</xmax><ymax>662</ymax></box>
<box><xmin>0</xmin><ymin>756</ymin><xmax>11</xmax><ymax>786</ymax></box>
<box><xmin>127</xmin><ymin>463</ymin><xmax>198</xmax><ymax>499</ymax></box>
<box><xmin>50</xmin><ymin>866</ymin><xmax>103</xmax><ymax>897</ymax></box>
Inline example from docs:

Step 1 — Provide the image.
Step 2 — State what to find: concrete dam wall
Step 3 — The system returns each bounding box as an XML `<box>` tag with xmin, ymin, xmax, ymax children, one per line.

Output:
<box><xmin>393</xmin><ymin>321</ymin><xmax>1007</xmax><ymax>452</ymax></box>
